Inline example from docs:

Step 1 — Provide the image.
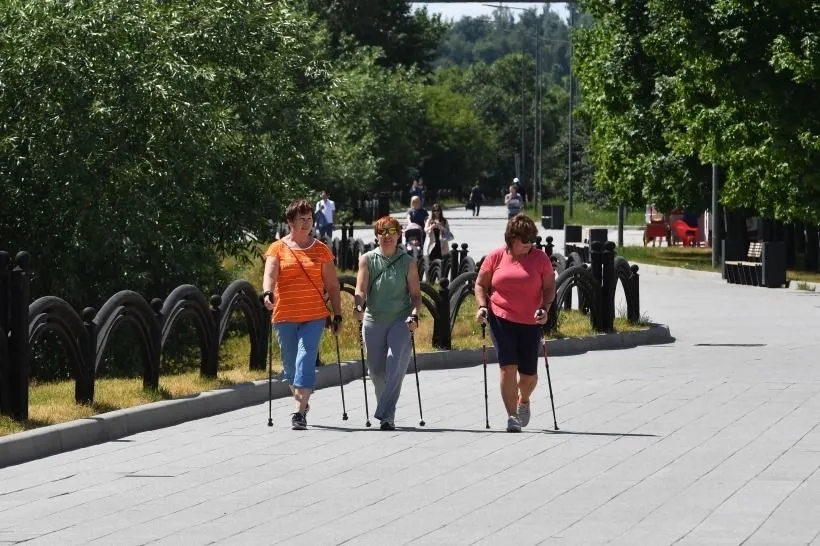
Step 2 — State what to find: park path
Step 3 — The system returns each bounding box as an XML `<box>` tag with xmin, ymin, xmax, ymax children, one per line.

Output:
<box><xmin>1</xmin><ymin>208</ymin><xmax>819</xmax><ymax>545</ymax></box>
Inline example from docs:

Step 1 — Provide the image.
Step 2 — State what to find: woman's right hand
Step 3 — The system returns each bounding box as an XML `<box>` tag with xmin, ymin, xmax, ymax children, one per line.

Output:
<box><xmin>262</xmin><ymin>292</ymin><xmax>274</xmax><ymax>311</ymax></box>
<box><xmin>475</xmin><ymin>306</ymin><xmax>488</xmax><ymax>324</ymax></box>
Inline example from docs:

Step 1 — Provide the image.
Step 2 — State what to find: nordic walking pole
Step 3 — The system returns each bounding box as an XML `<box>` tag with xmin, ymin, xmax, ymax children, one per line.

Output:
<box><xmin>543</xmin><ymin>338</ymin><xmax>558</xmax><ymax>430</ymax></box>
<box><xmin>409</xmin><ymin>325</ymin><xmax>425</xmax><ymax>427</ymax></box>
<box><xmin>481</xmin><ymin>322</ymin><xmax>489</xmax><ymax>429</ymax></box>
<box><xmin>334</xmin><ymin>334</ymin><xmax>348</xmax><ymax>421</ymax></box>
<box><xmin>358</xmin><ymin>322</ymin><xmax>372</xmax><ymax>427</ymax></box>
<box><xmin>267</xmin><ymin>323</ymin><xmax>274</xmax><ymax>428</ymax></box>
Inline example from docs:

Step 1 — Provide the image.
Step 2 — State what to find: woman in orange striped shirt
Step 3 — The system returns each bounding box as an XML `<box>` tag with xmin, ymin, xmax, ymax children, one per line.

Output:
<box><xmin>262</xmin><ymin>199</ymin><xmax>342</xmax><ymax>430</ymax></box>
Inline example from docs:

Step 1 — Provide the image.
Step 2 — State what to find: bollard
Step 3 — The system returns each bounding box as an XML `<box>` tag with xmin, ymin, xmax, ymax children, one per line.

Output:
<box><xmin>601</xmin><ymin>242</ymin><xmax>616</xmax><ymax>332</ymax></box>
<box><xmin>0</xmin><ymin>251</ymin><xmax>10</xmax><ymax>416</ymax></box>
<box><xmin>545</xmin><ymin>236</ymin><xmax>554</xmax><ymax>257</ymax></box>
<box><xmin>628</xmin><ymin>264</ymin><xmax>641</xmax><ymax>323</ymax></box>
<box><xmin>80</xmin><ymin>307</ymin><xmax>97</xmax><ymax>404</ymax></box>
<box><xmin>589</xmin><ymin>242</ymin><xmax>604</xmax><ymax>332</ymax></box>
<box><xmin>435</xmin><ymin>279</ymin><xmax>452</xmax><ymax>350</ymax></box>
<box><xmin>8</xmin><ymin>252</ymin><xmax>31</xmax><ymax>421</ymax></box>
<box><xmin>535</xmin><ymin>236</ymin><xmax>543</xmax><ymax>251</ymax></box>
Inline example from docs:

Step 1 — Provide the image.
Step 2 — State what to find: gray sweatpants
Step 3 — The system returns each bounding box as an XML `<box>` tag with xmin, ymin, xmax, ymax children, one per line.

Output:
<box><xmin>362</xmin><ymin>317</ymin><xmax>412</xmax><ymax>424</ymax></box>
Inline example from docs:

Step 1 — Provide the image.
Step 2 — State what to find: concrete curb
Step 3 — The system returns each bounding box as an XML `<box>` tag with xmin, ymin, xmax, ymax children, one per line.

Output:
<box><xmin>0</xmin><ymin>324</ymin><xmax>673</xmax><ymax>469</ymax></box>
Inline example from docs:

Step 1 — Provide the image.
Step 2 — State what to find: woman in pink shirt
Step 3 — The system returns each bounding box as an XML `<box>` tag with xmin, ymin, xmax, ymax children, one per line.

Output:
<box><xmin>474</xmin><ymin>214</ymin><xmax>556</xmax><ymax>432</ymax></box>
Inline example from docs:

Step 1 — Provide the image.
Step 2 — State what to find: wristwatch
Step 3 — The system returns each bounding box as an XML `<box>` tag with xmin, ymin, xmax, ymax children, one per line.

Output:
<box><xmin>262</xmin><ymin>291</ymin><xmax>273</xmax><ymax>302</ymax></box>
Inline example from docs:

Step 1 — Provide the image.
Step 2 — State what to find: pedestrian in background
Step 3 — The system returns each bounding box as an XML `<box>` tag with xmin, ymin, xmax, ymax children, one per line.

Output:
<box><xmin>469</xmin><ymin>182</ymin><xmax>483</xmax><ymax>217</ymax></box>
<box><xmin>504</xmin><ymin>184</ymin><xmax>524</xmax><ymax>219</ymax></box>
<box><xmin>314</xmin><ymin>190</ymin><xmax>335</xmax><ymax>239</ymax></box>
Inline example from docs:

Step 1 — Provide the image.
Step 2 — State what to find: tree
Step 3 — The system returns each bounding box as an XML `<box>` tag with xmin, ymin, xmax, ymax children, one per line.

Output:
<box><xmin>302</xmin><ymin>0</ymin><xmax>446</xmax><ymax>71</ymax></box>
<box><xmin>0</xmin><ymin>0</ymin><xmax>325</xmax><ymax>307</ymax></box>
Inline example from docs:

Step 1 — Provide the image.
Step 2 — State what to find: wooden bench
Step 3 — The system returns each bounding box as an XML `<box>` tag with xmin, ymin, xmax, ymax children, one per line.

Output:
<box><xmin>725</xmin><ymin>242</ymin><xmax>762</xmax><ymax>285</ymax></box>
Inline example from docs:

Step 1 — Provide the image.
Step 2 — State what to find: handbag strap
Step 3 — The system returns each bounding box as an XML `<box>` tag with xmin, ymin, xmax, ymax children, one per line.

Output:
<box><xmin>368</xmin><ymin>252</ymin><xmax>408</xmax><ymax>296</ymax></box>
<box><xmin>285</xmin><ymin>244</ymin><xmax>329</xmax><ymax>308</ymax></box>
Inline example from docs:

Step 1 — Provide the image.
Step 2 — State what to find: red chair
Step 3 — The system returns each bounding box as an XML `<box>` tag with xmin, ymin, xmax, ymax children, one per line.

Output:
<box><xmin>672</xmin><ymin>220</ymin><xmax>699</xmax><ymax>246</ymax></box>
<box><xmin>643</xmin><ymin>222</ymin><xmax>668</xmax><ymax>246</ymax></box>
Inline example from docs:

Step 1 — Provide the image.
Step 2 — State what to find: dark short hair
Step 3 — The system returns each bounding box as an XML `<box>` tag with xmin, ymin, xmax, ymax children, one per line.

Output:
<box><xmin>285</xmin><ymin>199</ymin><xmax>313</xmax><ymax>223</ymax></box>
<box><xmin>504</xmin><ymin>213</ymin><xmax>538</xmax><ymax>247</ymax></box>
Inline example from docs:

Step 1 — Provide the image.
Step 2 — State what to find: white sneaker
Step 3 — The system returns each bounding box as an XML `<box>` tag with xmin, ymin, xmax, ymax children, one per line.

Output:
<box><xmin>517</xmin><ymin>402</ymin><xmax>531</xmax><ymax>427</ymax></box>
<box><xmin>506</xmin><ymin>415</ymin><xmax>522</xmax><ymax>433</ymax></box>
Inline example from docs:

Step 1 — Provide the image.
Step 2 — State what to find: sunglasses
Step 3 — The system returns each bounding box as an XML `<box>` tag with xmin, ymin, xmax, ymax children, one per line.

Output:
<box><xmin>377</xmin><ymin>227</ymin><xmax>399</xmax><ymax>237</ymax></box>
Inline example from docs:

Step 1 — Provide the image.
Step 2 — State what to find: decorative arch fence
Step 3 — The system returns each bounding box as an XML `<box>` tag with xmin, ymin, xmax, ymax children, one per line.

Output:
<box><xmin>1</xmin><ymin>237</ymin><xmax>640</xmax><ymax>422</ymax></box>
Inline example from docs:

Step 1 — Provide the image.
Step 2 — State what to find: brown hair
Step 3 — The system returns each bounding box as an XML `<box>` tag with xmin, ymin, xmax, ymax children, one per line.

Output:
<box><xmin>285</xmin><ymin>199</ymin><xmax>313</xmax><ymax>223</ymax></box>
<box><xmin>373</xmin><ymin>216</ymin><xmax>400</xmax><ymax>235</ymax></box>
<box><xmin>504</xmin><ymin>213</ymin><xmax>538</xmax><ymax>247</ymax></box>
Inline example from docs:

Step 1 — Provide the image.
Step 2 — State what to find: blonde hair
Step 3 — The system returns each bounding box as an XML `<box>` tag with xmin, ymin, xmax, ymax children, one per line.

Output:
<box><xmin>410</xmin><ymin>195</ymin><xmax>421</xmax><ymax>207</ymax></box>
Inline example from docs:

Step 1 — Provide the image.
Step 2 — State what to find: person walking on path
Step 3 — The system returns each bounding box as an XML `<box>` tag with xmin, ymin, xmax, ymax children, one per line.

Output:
<box><xmin>314</xmin><ymin>190</ymin><xmax>335</xmax><ymax>239</ymax></box>
<box><xmin>354</xmin><ymin>216</ymin><xmax>423</xmax><ymax>431</ymax></box>
<box><xmin>263</xmin><ymin>199</ymin><xmax>343</xmax><ymax>430</ymax></box>
<box><xmin>468</xmin><ymin>182</ymin><xmax>484</xmax><ymax>217</ymax></box>
<box><xmin>407</xmin><ymin>195</ymin><xmax>429</xmax><ymax>248</ymax></box>
<box><xmin>504</xmin><ymin>183</ymin><xmax>524</xmax><ymax>219</ymax></box>
<box><xmin>473</xmin><ymin>213</ymin><xmax>555</xmax><ymax>432</ymax></box>
<box><xmin>424</xmin><ymin>203</ymin><xmax>452</xmax><ymax>260</ymax></box>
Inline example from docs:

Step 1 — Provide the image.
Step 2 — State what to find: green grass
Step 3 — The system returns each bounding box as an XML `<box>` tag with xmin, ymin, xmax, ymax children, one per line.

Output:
<box><xmin>525</xmin><ymin>200</ymin><xmax>645</xmax><ymax>227</ymax></box>
<box><xmin>617</xmin><ymin>246</ymin><xmax>820</xmax><ymax>283</ymax></box>
<box><xmin>617</xmin><ymin>246</ymin><xmax>720</xmax><ymax>273</ymax></box>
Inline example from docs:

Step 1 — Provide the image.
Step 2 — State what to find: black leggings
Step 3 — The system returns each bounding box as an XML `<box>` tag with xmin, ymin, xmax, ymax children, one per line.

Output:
<box><xmin>488</xmin><ymin>313</ymin><xmax>542</xmax><ymax>376</ymax></box>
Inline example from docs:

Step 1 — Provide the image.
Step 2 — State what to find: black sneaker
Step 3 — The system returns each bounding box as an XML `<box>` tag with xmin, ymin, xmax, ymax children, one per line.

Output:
<box><xmin>380</xmin><ymin>421</ymin><xmax>396</xmax><ymax>431</ymax></box>
<box><xmin>291</xmin><ymin>412</ymin><xmax>307</xmax><ymax>430</ymax></box>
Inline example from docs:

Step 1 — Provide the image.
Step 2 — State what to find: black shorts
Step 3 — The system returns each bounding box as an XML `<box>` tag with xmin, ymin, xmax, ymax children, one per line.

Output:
<box><xmin>488</xmin><ymin>313</ymin><xmax>542</xmax><ymax>376</ymax></box>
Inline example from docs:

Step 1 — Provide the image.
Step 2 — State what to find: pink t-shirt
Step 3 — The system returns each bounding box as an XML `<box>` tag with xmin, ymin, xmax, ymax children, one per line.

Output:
<box><xmin>479</xmin><ymin>247</ymin><xmax>554</xmax><ymax>325</ymax></box>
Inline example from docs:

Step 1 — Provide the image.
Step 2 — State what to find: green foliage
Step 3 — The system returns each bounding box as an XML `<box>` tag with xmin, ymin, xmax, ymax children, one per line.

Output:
<box><xmin>0</xmin><ymin>0</ymin><xmax>322</xmax><ymax>306</ymax></box>
<box><xmin>418</xmin><ymin>83</ymin><xmax>496</xmax><ymax>195</ymax></box>
<box><xmin>576</xmin><ymin>0</ymin><xmax>820</xmax><ymax>221</ymax></box>
<box><xmin>302</xmin><ymin>0</ymin><xmax>447</xmax><ymax>71</ymax></box>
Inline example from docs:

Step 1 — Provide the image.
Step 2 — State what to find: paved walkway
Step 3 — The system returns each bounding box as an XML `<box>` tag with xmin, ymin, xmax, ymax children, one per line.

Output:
<box><xmin>2</xmin><ymin>209</ymin><xmax>820</xmax><ymax>545</ymax></box>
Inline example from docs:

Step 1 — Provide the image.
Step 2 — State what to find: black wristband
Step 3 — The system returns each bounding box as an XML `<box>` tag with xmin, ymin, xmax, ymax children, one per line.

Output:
<box><xmin>262</xmin><ymin>291</ymin><xmax>273</xmax><ymax>301</ymax></box>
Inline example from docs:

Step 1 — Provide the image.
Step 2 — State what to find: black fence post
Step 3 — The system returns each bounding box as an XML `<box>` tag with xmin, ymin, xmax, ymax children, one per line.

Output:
<box><xmin>8</xmin><ymin>251</ymin><xmax>31</xmax><ymax>421</ymax></box>
<box><xmin>629</xmin><ymin>265</ymin><xmax>641</xmax><ymax>323</ymax></box>
<box><xmin>0</xmin><ymin>251</ymin><xmax>10</xmax><ymax>416</ymax></box>
<box><xmin>534</xmin><ymin>236</ymin><xmax>543</xmax><ymax>251</ymax></box>
<box><xmin>601</xmin><ymin>242</ymin><xmax>616</xmax><ymax>332</ymax></box>
<box><xmin>340</xmin><ymin>226</ymin><xmax>350</xmax><ymax>270</ymax></box>
<box><xmin>589</xmin><ymin>241</ymin><xmax>604</xmax><ymax>332</ymax></box>
<box><xmin>206</xmin><ymin>295</ymin><xmax>221</xmax><ymax>377</ymax></box>
<box><xmin>436</xmin><ymin>279</ymin><xmax>452</xmax><ymax>350</ymax></box>
<box><xmin>80</xmin><ymin>307</ymin><xmax>97</xmax><ymax>404</ymax></box>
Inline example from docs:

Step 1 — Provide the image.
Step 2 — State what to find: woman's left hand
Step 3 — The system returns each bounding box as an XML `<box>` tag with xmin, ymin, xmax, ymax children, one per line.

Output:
<box><xmin>405</xmin><ymin>314</ymin><xmax>419</xmax><ymax>332</ymax></box>
<box><xmin>534</xmin><ymin>307</ymin><xmax>548</xmax><ymax>325</ymax></box>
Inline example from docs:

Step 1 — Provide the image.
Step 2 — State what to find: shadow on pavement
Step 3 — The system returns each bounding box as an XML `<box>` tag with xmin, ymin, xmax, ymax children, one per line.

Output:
<box><xmin>541</xmin><ymin>429</ymin><xmax>658</xmax><ymax>438</ymax></box>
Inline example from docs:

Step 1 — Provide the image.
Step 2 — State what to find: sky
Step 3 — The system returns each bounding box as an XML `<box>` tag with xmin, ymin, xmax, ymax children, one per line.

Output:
<box><xmin>413</xmin><ymin>2</ymin><xmax>569</xmax><ymax>22</ymax></box>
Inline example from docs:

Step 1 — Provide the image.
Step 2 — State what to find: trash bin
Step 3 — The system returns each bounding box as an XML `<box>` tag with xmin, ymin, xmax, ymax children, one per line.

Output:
<box><xmin>589</xmin><ymin>228</ymin><xmax>608</xmax><ymax>244</ymax></box>
<box><xmin>550</xmin><ymin>205</ymin><xmax>565</xmax><ymax>230</ymax></box>
<box><xmin>377</xmin><ymin>194</ymin><xmax>390</xmax><ymax>219</ymax></box>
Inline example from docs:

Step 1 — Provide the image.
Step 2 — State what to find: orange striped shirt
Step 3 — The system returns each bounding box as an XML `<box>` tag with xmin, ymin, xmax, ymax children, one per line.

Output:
<box><xmin>265</xmin><ymin>239</ymin><xmax>334</xmax><ymax>324</ymax></box>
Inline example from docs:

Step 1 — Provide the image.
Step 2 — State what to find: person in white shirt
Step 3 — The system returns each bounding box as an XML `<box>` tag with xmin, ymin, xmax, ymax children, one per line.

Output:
<box><xmin>314</xmin><ymin>190</ymin><xmax>335</xmax><ymax>239</ymax></box>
